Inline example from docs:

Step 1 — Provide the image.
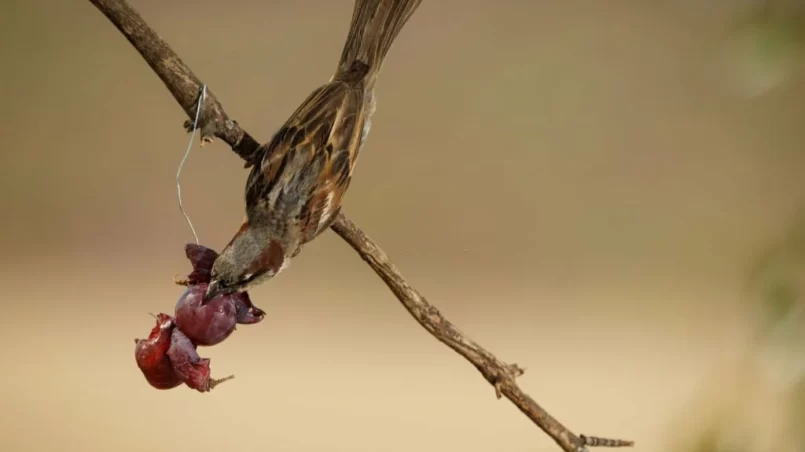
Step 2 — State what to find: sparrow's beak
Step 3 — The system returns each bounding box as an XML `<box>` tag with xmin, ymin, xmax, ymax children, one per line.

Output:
<box><xmin>203</xmin><ymin>280</ymin><xmax>224</xmax><ymax>304</ymax></box>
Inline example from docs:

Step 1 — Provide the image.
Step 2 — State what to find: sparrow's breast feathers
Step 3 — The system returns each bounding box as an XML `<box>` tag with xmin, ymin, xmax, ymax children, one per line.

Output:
<box><xmin>244</xmin><ymin>80</ymin><xmax>369</xmax><ymax>249</ymax></box>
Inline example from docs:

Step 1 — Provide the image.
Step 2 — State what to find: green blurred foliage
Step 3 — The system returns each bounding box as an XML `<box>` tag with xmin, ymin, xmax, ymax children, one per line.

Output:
<box><xmin>722</xmin><ymin>2</ymin><xmax>805</xmax><ymax>97</ymax></box>
<box><xmin>747</xmin><ymin>210</ymin><xmax>805</xmax><ymax>338</ymax></box>
<box><xmin>666</xmin><ymin>209</ymin><xmax>805</xmax><ymax>452</ymax></box>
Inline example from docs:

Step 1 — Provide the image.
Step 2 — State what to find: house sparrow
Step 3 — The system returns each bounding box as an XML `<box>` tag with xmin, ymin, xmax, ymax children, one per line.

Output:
<box><xmin>204</xmin><ymin>0</ymin><xmax>423</xmax><ymax>302</ymax></box>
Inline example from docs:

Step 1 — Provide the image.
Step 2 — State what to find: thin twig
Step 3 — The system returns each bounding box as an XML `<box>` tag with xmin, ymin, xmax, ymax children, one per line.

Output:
<box><xmin>86</xmin><ymin>1</ymin><xmax>635</xmax><ymax>450</ymax></box>
<box><xmin>330</xmin><ymin>214</ymin><xmax>633</xmax><ymax>451</ymax></box>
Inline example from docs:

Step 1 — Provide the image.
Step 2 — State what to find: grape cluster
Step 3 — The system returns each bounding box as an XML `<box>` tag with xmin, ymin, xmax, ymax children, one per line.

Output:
<box><xmin>133</xmin><ymin>244</ymin><xmax>266</xmax><ymax>393</ymax></box>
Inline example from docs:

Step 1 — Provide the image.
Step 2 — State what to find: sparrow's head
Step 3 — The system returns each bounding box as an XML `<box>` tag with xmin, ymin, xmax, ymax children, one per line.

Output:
<box><xmin>203</xmin><ymin>223</ymin><xmax>288</xmax><ymax>302</ymax></box>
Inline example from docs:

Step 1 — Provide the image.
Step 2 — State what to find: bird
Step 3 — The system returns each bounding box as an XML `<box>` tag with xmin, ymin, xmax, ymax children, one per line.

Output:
<box><xmin>202</xmin><ymin>0</ymin><xmax>423</xmax><ymax>302</ymax></box>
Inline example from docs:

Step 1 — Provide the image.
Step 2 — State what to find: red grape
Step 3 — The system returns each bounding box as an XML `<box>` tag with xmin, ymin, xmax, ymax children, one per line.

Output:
<box><xmin>173</xmin><ymin>244</ymin><xmax>265</xmax><ymax>346</ymax></box>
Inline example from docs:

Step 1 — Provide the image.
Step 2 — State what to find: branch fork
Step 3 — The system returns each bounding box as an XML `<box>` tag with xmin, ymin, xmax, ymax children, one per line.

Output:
<box><xmin>88</xmin><ymin>0</ymin><xmax>635</xmax><ymax>450</ymax></box>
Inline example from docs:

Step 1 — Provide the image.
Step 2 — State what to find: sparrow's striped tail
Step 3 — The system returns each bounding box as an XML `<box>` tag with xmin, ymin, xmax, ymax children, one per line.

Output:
<box><xmin>334</xmin><ymin>0</ymin><xmax>422</xmax><ymax>89</ymax></box>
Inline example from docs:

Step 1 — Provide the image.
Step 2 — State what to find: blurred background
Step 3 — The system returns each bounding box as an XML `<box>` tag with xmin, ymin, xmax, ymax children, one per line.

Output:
<box><xmin>1</xmin><ymin>0</ymin><xmax>804</xmax><ymax>451</ymax></box>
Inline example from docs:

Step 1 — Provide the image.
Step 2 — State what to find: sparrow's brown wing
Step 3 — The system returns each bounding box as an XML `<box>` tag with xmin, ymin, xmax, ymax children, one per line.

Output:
<box><xmin>245</xmin><ymin>80</ymin><xmax>367</xmax><ymax>243</ymax></box>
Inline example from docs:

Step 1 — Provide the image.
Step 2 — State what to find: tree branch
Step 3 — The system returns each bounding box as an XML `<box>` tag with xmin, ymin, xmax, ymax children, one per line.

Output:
<box><xmin>87</xmin><ymin>1</ymin><xmax>635</xmax><ymax>450</ymax></box>
<box><xmin>89</xmin><ymin>0</ymin><xmax>262</xmax><ymax>164</ymax></box>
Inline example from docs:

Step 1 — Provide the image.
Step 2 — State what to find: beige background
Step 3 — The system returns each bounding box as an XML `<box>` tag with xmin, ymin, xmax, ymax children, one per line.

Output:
<box><xmin>2</xmin><ymin>1</ymin><xmax>804</xmax><ymax>451</ymax></box>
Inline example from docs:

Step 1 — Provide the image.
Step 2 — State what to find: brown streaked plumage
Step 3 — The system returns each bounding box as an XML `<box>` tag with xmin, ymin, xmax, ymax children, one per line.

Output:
<box><xmin>204</xmin><ymin>0</ymin><xmax>423</xmax><ymax>302</ymax></box>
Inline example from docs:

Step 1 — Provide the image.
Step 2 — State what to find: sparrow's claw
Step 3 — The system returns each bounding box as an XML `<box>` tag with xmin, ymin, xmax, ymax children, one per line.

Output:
<box><xmin>173</xmin><ymin>275</ymin><xmax>190</xmax><ymax>286</ymax></box>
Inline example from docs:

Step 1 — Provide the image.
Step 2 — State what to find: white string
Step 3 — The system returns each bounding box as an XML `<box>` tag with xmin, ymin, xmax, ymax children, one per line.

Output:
<box><xmin>176</xmin><ymin>84</ymin><xmax>207</xmax><ymax>245</ymax></box>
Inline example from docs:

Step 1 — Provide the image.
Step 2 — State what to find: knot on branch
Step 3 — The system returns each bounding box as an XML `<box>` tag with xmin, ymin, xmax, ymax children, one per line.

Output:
<box><xmin>493</xmin><ymin>362</ymin><xmax>525</xmax><ymax>399</ymax></box>
<box><xmin>426</xmin><ymin>305</ymin><xmax>442</xmax><ymax>323</ymax></box>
